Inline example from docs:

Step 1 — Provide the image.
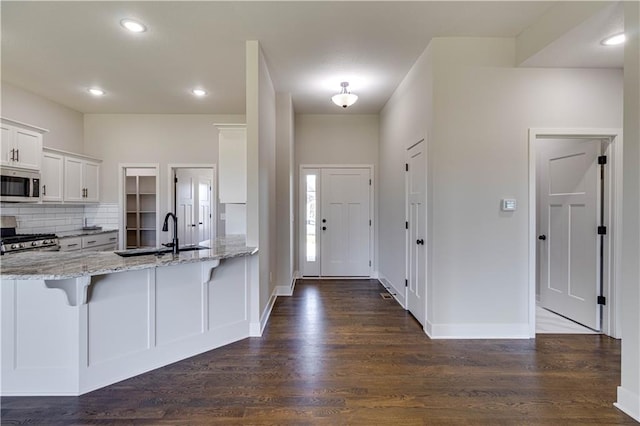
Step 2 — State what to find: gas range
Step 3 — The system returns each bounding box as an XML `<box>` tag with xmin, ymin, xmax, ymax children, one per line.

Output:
<box><xmin>0</xmin><ymin>216</ymin><xmax>59</xmax><ymax>255</ymax></box>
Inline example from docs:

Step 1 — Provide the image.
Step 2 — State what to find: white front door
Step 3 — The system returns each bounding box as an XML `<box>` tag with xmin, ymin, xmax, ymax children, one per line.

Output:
<box><xmin>406</xmin><ymin>140</ymin><xmax>427</xmax><ymax>326</ymax></box>
<box><xmin>319</xmin><ymin>168</ymin><xmax>371</xmax><ymax>277</ymax></box>
<box><xmin>538</xmin><ymin>138</ymin><xmax>602</xmax><ymax>330</ymax></box>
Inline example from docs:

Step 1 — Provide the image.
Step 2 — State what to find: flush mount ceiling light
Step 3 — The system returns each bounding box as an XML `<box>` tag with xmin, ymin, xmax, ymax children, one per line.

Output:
<box><xmin>191</xmin><ymin>88</ymin><xmax>207</xmax><ymax>97</ymax></box>
<box><xmin>331</xmin><ymin>82</ymin><xmax>358</xmax><ymax>108</ymax></box>
<box><xmin>88</xmin><ymin>87</ymin><xmax>105</xmax><ymax>96</ymax></box>
<box><xmin>601</xmin><ymin>33</ymin><xmax>625</xmax><ymax>46</ymax></box>
<box><xmin>120</xmin><ymin>18</ymin><xmax>147</xmax><ymax>33</ymax></box>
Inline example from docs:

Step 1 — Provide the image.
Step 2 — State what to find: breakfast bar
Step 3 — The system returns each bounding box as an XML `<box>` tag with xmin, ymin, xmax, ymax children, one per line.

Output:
<box><xmin>0</xmin><ymin>236</ymin><xmax>257</xmax><ymax>396</ymax></box>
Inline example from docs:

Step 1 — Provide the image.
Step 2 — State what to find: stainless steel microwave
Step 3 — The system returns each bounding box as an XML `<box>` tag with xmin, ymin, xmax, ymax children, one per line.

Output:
<box><xmin>0</xmin><ymin>168</ymin><xmax>41</xmax><ymax>202</ymax></box>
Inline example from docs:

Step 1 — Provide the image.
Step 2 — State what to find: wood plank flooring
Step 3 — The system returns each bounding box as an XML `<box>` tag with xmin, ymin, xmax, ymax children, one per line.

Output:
<box><xmin>1</xmin><ymin>279</ymin><xmax>636</xmax><ymax>425</ymax></box>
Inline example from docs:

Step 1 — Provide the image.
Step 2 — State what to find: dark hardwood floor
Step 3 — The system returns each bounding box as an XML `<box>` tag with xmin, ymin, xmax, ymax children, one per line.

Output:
<box><xmin>1</xmin><ymin>279</ymin><xmax>636</xmax><ymax>425</ymax></box>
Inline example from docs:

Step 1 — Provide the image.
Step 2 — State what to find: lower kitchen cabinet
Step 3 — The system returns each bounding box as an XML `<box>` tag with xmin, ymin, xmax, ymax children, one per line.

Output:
<box><xmin>59</xmin><ymin>232</ymin><xmax>118</xmax><ymax>252</ymax></box>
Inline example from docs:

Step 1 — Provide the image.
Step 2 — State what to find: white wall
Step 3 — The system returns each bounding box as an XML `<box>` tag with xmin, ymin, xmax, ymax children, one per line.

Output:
<box><xmin>294</xmin><ymin>114</ymin><xmax>379</xmax><ymax>273</ymax></box>
<box><xmin>83</xmin><ymin>114</ymin><xmax>243</xmax><ymax>243</ymax></box>
<box><xmin>1</xmin><ymin>82</ymin><xmax>84</xmax><ymax>153</ymax></box>
<box><xmin>617</xmin><ymin>2</ymin><xmax>640</xmax><ymax>421</ymax></box>
<box><xmin>295</xmin><ymin>114</ymin><xmax>379</xmax><ymax>166</ymax></box>
<box><xmin>379</xmin><ymin>45</ymin><xmax>433</xmax><ymax>308</ymax></box>
<box><xmin>246</xmin><ymin>41</ymin><xmax>277</xmax><ymax>324</ymax></box>
<box><xmin>276</xmin><ymin>93</ymin><xmax>295</xmax><ymax>290</ymax></box>
<box><xmin>380</xmin><ymin>37</ymin><xmax>623</xmax><ymax>338</ymax></box>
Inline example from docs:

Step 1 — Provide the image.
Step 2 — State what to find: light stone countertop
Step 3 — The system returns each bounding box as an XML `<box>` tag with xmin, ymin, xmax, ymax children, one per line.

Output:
<box><xmin>56</xmin><ymin>228</ymin><xmax>119</xmax><ymax>239</ymax></box>
<box><xmin>0</xmin><ymin>236</ymin><xmax>257</xmax><ymax>280</ymax></box>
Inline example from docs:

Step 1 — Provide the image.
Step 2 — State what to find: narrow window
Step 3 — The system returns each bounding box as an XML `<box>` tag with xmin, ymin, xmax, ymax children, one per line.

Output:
<box><xmin>306</xmin><ymin>175</ymin><xmax>317</xmax><ymax>262</ymax></box>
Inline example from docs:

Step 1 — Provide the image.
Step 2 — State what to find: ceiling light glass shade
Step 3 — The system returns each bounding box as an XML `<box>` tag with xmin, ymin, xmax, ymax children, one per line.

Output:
<box><xmin>120</xmin><ymin>19</ymin><xmax>147</xmax><ymax>33</ymax></box>
<box><xmin>332</xmin><ymin>82</ymin><xmax>358</xmax><ymax>108</ymax></box>
<box><xmin>601</xmin><ymin>33</ymin><xmax>625</xmax><ymax>46</ymax></box>
<box><xmin>88</xmin><ymin>87</ymin><xmax>105</xmax><ymax>96</ymax></box>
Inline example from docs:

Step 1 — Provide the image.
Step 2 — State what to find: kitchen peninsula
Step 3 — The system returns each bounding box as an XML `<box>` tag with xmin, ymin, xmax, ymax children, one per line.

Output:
<box><xmin>0</xmin><ymin>236</ymin><xmax>257</xmax><ymax>396</ymax></box>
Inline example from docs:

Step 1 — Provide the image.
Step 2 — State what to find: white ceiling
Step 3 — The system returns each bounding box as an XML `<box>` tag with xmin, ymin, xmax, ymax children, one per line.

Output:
<box><xmin>0</xmin><ymin>1</ymin><xmax>623</xmax><ymax>115</ymax></box>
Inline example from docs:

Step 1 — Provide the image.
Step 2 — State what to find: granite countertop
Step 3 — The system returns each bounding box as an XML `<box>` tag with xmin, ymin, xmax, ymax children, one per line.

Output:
<box><xmin>56</xmin><ymin>228</ymin><xmax>119</xmax><ymax>238</ymax></box>
<box><xmin>0</xmin><ymin>236</ymin><xmax>257</xmax><ymax>280</ymax></box>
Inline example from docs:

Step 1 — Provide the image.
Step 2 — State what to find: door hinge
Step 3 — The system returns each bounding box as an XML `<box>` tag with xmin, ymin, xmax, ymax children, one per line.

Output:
<box><xmin>598</xmin><ymin>155</ymin><xmax>607</xmax><ymax>165</ymax></box>
<box><xmin>405</xmin><ymin>279</ymin><xmax>408</xmax><ymax>287</ymax></box>
<box><xmin>369</xmin><ymin>179</ymin><xmax>372</xmax><ymax>186</ymax></box>
<box><xmin>405</xmin><ymin>163</ymin><xmax>408</xmax><ymax>172</ymax></box>
<box><xmin>174</xmin><ymin>176</ymin><xmax>178</xmax><ymax>183</ymax></box>
<box><xmin>369</xmin><ymin>219</ymin><xmax>372</xmax><ymax>226</ymax></box>
<box><xmin>597</xmin><ymin>226</ymin><xmax>607</xmax><ymax>235</ymax></box>
<box><xmin>597</xmin><ymin>295</ymin><xmax>606</xmax><ymax>305</ymax></box>
<box><xmin>405</xmin><ymin>221</ymin><xmax>408</xmax><ymax>229</ymax></box>
<box><xmin>369</xmin><ymin>260</ymin><xmax>371</xmax><ymax>267</ymax></box>
<box><xmin>209</xmin><ymin>214</ymin><xmax>212</xmax><ymax>218</ymax></box>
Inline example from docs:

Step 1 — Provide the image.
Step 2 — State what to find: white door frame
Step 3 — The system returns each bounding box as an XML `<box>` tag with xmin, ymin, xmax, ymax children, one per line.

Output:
<box><xmin>118</xmin><ymin>163</ymin><xmax>160</xmax><ymax>250</ymax></box>
<box><xmin>167</xmin><ymin>164</ymin><xmax>217</xmax><ymax>244</ymax></box>
<box><xmin>298</xmin><ymin>164</ymin><xmax>375</xmax><ymax>278</ymax></box>
<box><xmin>528</xmin><ymin>128</ymin><xmax>623</xmax><ymax>338</ymax></box>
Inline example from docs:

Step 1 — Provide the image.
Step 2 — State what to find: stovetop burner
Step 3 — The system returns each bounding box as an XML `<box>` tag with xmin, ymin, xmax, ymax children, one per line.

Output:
<box><xmin>0</xmin><ymin>216</ymin><xmax>59</xmax><ymax>254</ymax></box>
<box><xmin>2</xmin><ymin>233</ymin><xmax>58</xmax><ymax>243</ymax></box>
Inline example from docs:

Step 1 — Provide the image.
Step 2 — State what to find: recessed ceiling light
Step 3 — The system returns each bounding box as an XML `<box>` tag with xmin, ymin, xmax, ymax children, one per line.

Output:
<box><xmin>120</xmin><ymin>18</ymin><xmax>147</xmax><ymax>33</ymax></box>
<box><xmin>601</xmin><ymin>33</ymin><xmax>625</xmax><ymax>46</ymax></box>
<box><xmin>192</xmin><ymin>89</ymin><xmax>207</xmax><ymax>97</ymax></box>
<box><xmin>88</xmin><ymin>88</ymin><xmax>105</xmax><ymax>96</ymax></box>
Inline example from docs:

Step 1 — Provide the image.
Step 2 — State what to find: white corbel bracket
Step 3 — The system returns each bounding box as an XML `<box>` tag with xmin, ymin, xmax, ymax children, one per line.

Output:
<box><xmin>45</xmin><ymin>276</ymin><xmax>92</xmax><ymax>306</ymax></box>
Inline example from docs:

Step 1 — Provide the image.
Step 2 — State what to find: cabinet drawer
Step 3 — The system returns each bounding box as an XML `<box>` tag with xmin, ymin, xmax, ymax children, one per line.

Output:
<box><xmin>82</xmin><ymin>232</ymin><xmax>117</xmax><ymax>249</ymax></box>
<box><xmin>59</xmin><ymin>237</ymin><xmax>82</xmax><ymax>251</ymax></box>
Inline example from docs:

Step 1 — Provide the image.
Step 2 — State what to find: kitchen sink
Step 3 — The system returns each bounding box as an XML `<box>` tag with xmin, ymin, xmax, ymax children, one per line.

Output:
<box><xmin>114</xmin><ymin>245</ymin><xmax>209</xmax><ymax>257</ymax></box>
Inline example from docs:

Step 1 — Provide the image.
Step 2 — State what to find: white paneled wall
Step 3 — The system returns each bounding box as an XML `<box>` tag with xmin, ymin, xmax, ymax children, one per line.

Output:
<box><xmin>0</xmin><ymin>203</ymin><xmax>119</xmax><ymax>234</ymax></box>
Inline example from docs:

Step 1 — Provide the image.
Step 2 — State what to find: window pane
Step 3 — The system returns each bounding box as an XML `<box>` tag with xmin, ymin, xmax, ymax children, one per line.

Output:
<box><xmin>306</xmin><ymin>175</ymin><xmax>316</xmax><ymax>262</ymax></box>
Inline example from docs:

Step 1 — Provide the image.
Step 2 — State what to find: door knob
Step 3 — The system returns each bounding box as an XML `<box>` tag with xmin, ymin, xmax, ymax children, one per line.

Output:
<box><xmin>538</xmin><ymin>235</ymin><xmax>546</xmax><ymax>241</ymax></box>
<box><xmin>322</xmin><ymin>219</ymin><xmax>327</xmax><ymax>223</ymax></box>
<box><xmin>416</xmin><ymin>239</ymin><xmax>424</xmax><ymax>245</ymax></box>
<box><xmin>322</xmin><ymin>226</ymin><xmax>327</xmax><ymax>231</ymax></box>
<box><xmin>191</xmin><ymin>224</ymin><xmax>196</xmax><ymax>227</ymax></box>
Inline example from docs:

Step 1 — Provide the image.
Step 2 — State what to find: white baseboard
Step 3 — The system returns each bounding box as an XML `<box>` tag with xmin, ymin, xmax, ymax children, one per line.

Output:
<box><xmin>426</xmin><ymin>321</ymin><xmax>531</xmax><ymax>339</ymax></box>
<box><xmin>615</xmin><ymin>386</ymin><xmax>640</xmax><ymax>422</ymax></box>
<box><xmin>275</xmin><ymin>274</ymin><xmax>297</xmax><ymax>296</ymax></box>
<box><xmin>254</xmin><ymin>291</ymin><xmax>278</xmax><ymax>337</ymax></box>
<box><xmin>378</xmin><ymin>273</ymin><xmax>406</xmax><ymax>308</ymax></box>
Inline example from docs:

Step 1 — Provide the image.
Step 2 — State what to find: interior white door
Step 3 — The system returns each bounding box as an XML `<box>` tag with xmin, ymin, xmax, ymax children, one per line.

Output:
<box><xmin>198</xmin><ymin>176</ymin><xmax>212</xmax><ymax>243</ymax></box>
<box><xmin>175</xmin><ymin>170</ymin><xmax>196</xmax><ymax>246</ymax></box>
<box><xmin>538</xmin><ymin>138</ymin><xmax>601</xmax><ymax>330</ymax></box>
<box><xmin>407</xmin><ymin>141</ymin><xmax>426</xmax><ymax>326</ymax></box>
<box><xmin>320</xmin><ymin>168</ymin><xmax>370</xmax><ymax>277</ymax></box>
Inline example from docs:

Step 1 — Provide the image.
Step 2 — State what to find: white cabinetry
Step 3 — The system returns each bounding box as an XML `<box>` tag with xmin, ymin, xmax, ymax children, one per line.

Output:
<box><xmin>64</xmin><ymin>155</ymin><xmax>100</xmax><ymax>203</ymax></box>
<box><xmin>41</xmin><ymin>150</ymin><xmax>64</xmax><ymax>202</ymax></box>
<box><xmin>59</xmin><ymin>232</ymin><xmax>117</xmax><ymax>252</ymax></box>
<box><xmin>216</xmin><ymin>124</ymin><xmax>246</xmax><ymax>203</ymax></box>
<box><xmin>82</xmin><ymin>232</ymin><xmax>117</xmax><ymax>251</ymax></box>
<box><xmin>0</xmin><ymin>119</ymin><xmax>46</xmax><ymax>170</ymax></box>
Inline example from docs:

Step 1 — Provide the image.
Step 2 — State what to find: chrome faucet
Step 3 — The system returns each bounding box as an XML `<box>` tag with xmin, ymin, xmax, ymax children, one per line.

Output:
<box><xmin>161</xmin><ymin>212</ymin><xmax>179</xmax><ymax>254</ymax></box>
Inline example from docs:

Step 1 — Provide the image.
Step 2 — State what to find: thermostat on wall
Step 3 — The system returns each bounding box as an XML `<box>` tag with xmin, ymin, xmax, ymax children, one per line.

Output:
<box><xmin>502</xmin><ymin>198</ymin><xmax>517</xmax><ymax>211</ymax></box>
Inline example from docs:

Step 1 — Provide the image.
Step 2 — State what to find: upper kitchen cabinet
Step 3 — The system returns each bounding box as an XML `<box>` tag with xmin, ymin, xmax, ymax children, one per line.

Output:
<box><xmin>216</xmin><ymin>124</ymin><xmax>246</xmax><ymax>204</ymax></box>
<box><xmin>0</xmin><ymin>118</ymin><xmax>47</xmax><ymax>171</ymax></box>
<box><xmin>64</xmin><ymin>154</ymin><xmax>101</xmax><ymax>203</ymax></box>
<box><xmin>41</xmin><ymin>149</ymin><xmax>64</xmax><ymax>202</ymax></box>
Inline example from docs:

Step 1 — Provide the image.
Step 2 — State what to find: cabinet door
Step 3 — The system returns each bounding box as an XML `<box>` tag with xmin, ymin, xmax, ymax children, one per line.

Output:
<box><xmin>83</xmin><ymin>161</ymin><xmax>100</xmax><ymax>202</ymax></box>
<box><xmin>13</xmin><ymin>128</ymin><xmax>42</xmax><ymax>170</ymax></box>
<box><xmin>0</xmin><ymin>123</ymin><xmax>13</xmax><ymax>167</ymax></box>
<box><xmin>64</xmin><ymin>157</ymin><xmax>84</xmax><ymax>202</ymax></box>
<box><xmin>41</xmin><ymin>152</ymin><xmax>64</xmax><ymax>202</ymax></box>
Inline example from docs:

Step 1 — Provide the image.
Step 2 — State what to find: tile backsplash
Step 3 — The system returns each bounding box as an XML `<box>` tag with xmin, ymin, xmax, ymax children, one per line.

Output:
<box><xmin>0</xmin><ymin>203</ymin><xmax>119</xmax><ymax>234</ymax></box>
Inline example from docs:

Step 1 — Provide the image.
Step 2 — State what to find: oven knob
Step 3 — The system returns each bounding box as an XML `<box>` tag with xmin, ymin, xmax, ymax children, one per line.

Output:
<box><xmin>18</xmin><ymin>243</ymin><xmax>25</xmax><ymax>248</ymax></box>
<box><xmin>31</xmin><ymin>241</ymin><xmax>38</xmax><ymax>246</ymax></box>
<box><xmin>11</xmin><ymin>244</ymin><xmax>18</xmax><ymax>249</ymax></box>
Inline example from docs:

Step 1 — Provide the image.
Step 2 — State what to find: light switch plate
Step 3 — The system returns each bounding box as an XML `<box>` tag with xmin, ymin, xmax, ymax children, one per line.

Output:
<box><xmin>502</xmin><ymin>198</ymin><xmax>517</xmax><ymax>211</ymax></box>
